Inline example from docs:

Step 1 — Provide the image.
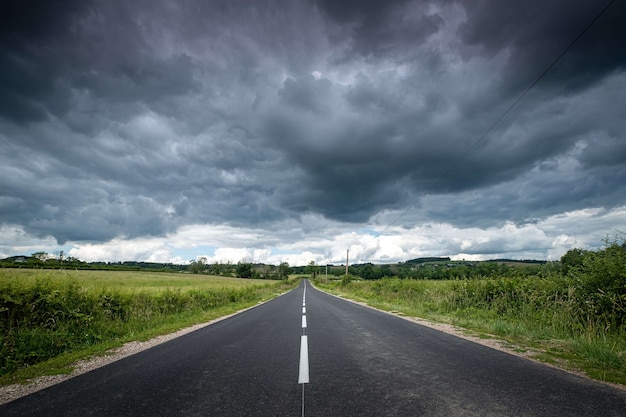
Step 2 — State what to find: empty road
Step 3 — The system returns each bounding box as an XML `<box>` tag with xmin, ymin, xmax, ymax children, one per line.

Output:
<box><xmin>2</xmin><ymin>280</ymin><xmax>625</xmax><ymax>416</ymax></box>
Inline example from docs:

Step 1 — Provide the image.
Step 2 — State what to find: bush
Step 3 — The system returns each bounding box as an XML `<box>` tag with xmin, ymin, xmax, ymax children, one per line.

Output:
<box><xmin>570</xmin><ymin>239</ymin><xmax>626</xmax><ymax>332</ymax></box>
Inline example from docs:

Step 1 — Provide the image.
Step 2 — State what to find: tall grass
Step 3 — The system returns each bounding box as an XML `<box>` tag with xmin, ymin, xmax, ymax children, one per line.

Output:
<box><xmin>316</xmin><ymin>260</ymin><xmax>626</xmax><ymax>385</ymax></box>
<box><xmin>0</xmin><ymin>270</ymin><xmax>296</xmax><ymax>379</ymax></box>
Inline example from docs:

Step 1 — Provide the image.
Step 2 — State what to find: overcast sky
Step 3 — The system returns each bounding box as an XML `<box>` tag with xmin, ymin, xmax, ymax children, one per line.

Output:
<box><xmin>1</xmin><ymin>0</ymin><xmax>625</xmax><ymax>266</ymax></box>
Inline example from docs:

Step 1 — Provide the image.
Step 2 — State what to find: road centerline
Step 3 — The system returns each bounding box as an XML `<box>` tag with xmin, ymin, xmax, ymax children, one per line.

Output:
<box><xmin>298</xmin><ymin>335</ymin><xmax>309</xmax><ymax>384</ymax></box>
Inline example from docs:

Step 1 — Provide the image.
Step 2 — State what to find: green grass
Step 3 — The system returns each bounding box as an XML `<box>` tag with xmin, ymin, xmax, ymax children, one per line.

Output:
<box><xmin>315</xmin><ymin>277</ymin><xmax>626</xmax><ymax>387</ymax></box>
<box><xmin>0</xmin><ymin>269</ymin><xmax>298</xmax><ymax>385</ymax></box>
<box><xmin>2</xmin><ymin>268</ymin><xmax>272</xmax><ymax>292</ymax></box>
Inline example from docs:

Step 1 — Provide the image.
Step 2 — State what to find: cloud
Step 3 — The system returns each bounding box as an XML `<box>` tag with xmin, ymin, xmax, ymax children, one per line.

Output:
<box><xmin>1</xmin><ymin>0</ymin><xmax>625</xmax><ymax>264</ymax></box>
<box><xmin>32</xmin><ymin>205</ymin><xmax>623</xmax><ymax>265</ymax></box>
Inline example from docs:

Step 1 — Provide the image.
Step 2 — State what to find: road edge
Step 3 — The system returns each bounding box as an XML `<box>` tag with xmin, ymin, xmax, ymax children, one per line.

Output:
<box><xmin>310</xmin><ymin>282</ymin><xmax>626</xmax><ymax>392</ymax></box>
<box><xmin>0</xmin><ymin>287</ymin><xmax>296</xmax><ymax>405</ymax></box>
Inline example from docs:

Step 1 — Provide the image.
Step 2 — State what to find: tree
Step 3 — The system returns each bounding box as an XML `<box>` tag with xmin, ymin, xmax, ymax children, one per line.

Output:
<box><xmin>380</xmin><ymin>265</ymin><xmax>393</xmax><ymax>278</ymax></box>
<box><xmin>277</xmin><ymin>262</ymin><xmax>290</xmax><ymax>280</ymax></box>
<box><xmin>306</xmin><ymin>261</ymin><xmax>318</xmax><ymax>279</ymax></box>
<box><xmin>236</xmin><ymin>262</ymin><xmax>253</xmax><ymax>278</ymax></box>
<box><xmin>31</xmin><ymin>251</ymin><xmax>49</xmax><ymax>262</ymax></box>
<box><xmin>188</xmin><ymin>257</ymin><xmax>207</xmax><ymax>274</ymax></box>
<box><xmin>207</xmin><ymin>262</ymin><xmax>218</xmax><ymax>275</ymax></box>
<box><xmin>359</xmin><ymin>263</ymin><xmax>375</xmax><ymax>280</ymax></box>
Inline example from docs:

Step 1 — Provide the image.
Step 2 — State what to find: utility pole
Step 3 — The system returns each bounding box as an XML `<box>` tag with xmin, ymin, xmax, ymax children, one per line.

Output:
<box><xmin>345</xmin><ymin>249</ymin><xmax>349</xmax><ymax>275</ymax></box>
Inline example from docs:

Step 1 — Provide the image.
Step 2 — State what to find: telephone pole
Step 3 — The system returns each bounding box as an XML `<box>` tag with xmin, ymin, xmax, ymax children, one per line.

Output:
<box><xmin>345</xmin><ymin>249</ymin><xmax>349</xmax><ymax>275</ymax></box>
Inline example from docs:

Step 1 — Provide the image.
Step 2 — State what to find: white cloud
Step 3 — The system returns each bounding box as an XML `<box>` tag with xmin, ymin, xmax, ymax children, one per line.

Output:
<box><xmin>68</xmin><ymin>237</ymin><xmax>174</xmax><ymax>263</ymax></box>
<box><xmin>3</xmin><ymin>204</ymin><xmax>624</xmax><ymax>265</ymax></box>
<box><xmin>0</xmin><ymin>224</ymin><xmax>60</xmax><ymax>258</ymax></box>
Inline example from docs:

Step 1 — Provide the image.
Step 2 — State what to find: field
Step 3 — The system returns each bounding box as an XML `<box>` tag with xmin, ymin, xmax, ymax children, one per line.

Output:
<box><xmin>2</xmin><ymin>268</ymin><xmax>275</xmax><ymax>292</ymax></box>
<box><xmin>0</xmin><ymin>269</ymin><xmax>297</xmax><ymax>384</ymax></box>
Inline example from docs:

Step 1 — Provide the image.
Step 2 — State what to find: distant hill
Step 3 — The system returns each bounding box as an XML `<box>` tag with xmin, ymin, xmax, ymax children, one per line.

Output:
<box><xmin>490</xmin><ymin>259</ymin><xmax>547</xmax><ymax>265</ymax></box>
<box><xmin>404</xmin><ymin>257</ymin><xmax>451</xmax><ymax>264</ymax></box>
<box><xmin>0</xmin><ymin>256</ymin><xmax>187</xmax><ymax>272</ymax></box>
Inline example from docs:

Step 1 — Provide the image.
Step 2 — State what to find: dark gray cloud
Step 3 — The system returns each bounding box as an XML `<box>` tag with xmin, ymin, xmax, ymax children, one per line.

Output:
<box><xmin>316</xmin><ymin>0</ymin><xmax>444</xmax><ymax>59</ymax></box>
<box><xmin>458</xmin><ymin>0</ymin><xmax>626</xmax><ymax>92</ymax></box>
<box><xmin>1</xmin><ymin>0</ymin><xmax>625</xmax><ymax>253</ymax></box>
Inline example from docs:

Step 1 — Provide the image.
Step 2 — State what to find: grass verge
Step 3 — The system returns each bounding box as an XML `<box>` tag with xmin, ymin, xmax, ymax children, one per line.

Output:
<box><xmin>1</xmin><ymin>269</ymin><xmax>298</xmax><ymax>386</ymax></box>
<box><xmin>315</xmin><ymin>278</ymin><xmax>626</xmax><ymax>387</ymax></box>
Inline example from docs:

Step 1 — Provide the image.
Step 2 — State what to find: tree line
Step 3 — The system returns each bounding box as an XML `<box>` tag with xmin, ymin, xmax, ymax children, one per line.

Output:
<box><xmin>187</xmin><ymin>257</ymin><xmax>290</xmax><ymax>280</ymax></box>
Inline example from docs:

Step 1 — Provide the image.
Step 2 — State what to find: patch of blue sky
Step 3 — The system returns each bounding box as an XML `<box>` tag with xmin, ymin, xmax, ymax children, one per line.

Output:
<box><xmin>174</xmin><ymin>246</ymin><xmax>217</xmax><ymax>262</ymax></box>
<box><xmin>356</xmin><ymin>228</ymin><xmax>381</xmax><ymax>236</ymax></box>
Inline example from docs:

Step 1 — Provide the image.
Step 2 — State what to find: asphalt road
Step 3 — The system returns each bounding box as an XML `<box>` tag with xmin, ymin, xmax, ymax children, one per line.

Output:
<box><xmin>2</xmin><ymin>280</ymin><xmax>625</xmax><ymax>416</ymax></box>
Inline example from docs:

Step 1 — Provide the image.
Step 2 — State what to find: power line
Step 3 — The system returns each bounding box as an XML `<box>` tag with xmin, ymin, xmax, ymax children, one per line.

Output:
<box><xmin>368</xmin><ymin>0</ymin><xmax>617</xmax><ymax>240</ymax></box>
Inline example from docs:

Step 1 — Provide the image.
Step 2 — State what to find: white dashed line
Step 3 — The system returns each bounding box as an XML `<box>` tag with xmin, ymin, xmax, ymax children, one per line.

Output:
<box><xmin>300</xmin><ymin>283</ymin><xmax>309</xmax><ymax>416</ymax></box>
<box><xmin>298</xmin><ymin>335</ymin><xmax>309</xmax><ymax>384</ymax></box>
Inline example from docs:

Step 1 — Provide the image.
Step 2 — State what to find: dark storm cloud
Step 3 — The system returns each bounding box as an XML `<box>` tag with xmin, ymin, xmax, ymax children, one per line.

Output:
<box><xmin>0</xmin><ymin>0</ymin><xmax>92</xmax><ymax>122</ymax></box>
<box><xmin>1</xmin><ymin>0</ymin><xmax>625</xmax><ymax>248</ymax></box>
<box><xmin>315</xmin><ymin>0</ymin><xmax>444</xmax><ymax>59</ymax></box>
<box><xmin>457</xmin><ymin>0</ymin><xmax>626</xmax><ymax>92</ymax></box>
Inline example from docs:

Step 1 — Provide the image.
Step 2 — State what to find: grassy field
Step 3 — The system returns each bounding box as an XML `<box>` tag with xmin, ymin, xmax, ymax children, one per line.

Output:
<box><xmin>2</xmin><ymin>268</ymin><xmax>275</xmax><ymax>292</ymax></box>
<box><xmin>315</xmin><ymin>277</ymin><xmax>626</xmax><ymax>387</ymax></box>
<box><xmin>0</xmin><ymin>269</ymin><xmax>297</xmax><ymax>385</ymax></box>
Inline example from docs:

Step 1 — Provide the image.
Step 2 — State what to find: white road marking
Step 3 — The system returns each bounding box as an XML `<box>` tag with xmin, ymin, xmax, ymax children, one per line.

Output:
<box><xmin>302</xmin><ymin>315</ymin><xmax>307</xmax><ymax>329</ymax></box>
<box><xmin>302</xmin><ymin>307</ymin><xmax>306</xmax><ymax>314</ymax></box>
<box><xmin>298</xmin><ymin>335</ymin><xmax>309</xmax><ymax>384</ymax></box>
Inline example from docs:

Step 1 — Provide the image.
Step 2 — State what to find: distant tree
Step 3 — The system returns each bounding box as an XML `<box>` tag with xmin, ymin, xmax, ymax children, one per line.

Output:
<box><xmin>277</xmin><ymin>262</ymin><xmax>290</xmax><ymax>280</ymax></box>
<box><xmin>380</xmin><ymin>265</ymin><xmax>393</xmax><ymax>278</ymax></box>
<box><xmin>31</xmin><ymin>251</ymin><xmax>49</xmax><ymax>262</ymax></box>
<box><xmin>359</xmin><ymin>263</ymin><xmax>375</xmax><ymax>280</ymax></box>
<box><xmin>236</xmin><ymin>262</ymin><xmax>253</xmax><ymax>278</ymax></box>
<box><xmin>259</xmin><ymin>264</ymin><xmax>273</xmax><ymax>279</ymax></box>
<box><xmin>224</xmin><ymin>261</ymin><xmax>234</xmax><ymax>276</ymax></box>
<box><xmin>209</xmin><ymin>262</ymin><xmax>224</xmax><ymax>275</ymax></box>
<box><xmin>306</xmin><ymin>261</ymin><xmax>318</xmax><ymax>279</ymax></box>
<box><xmin>188</xmin><ymin>257</ymin><xmax>207</xmax><ymax>274</ymax></box>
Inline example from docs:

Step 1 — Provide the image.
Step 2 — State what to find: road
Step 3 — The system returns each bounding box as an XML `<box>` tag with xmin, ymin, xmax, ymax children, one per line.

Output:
<box><xmin>2</xmin><ymin>280</ymin><xmax>625</xmax><ymax>416</ymax></box>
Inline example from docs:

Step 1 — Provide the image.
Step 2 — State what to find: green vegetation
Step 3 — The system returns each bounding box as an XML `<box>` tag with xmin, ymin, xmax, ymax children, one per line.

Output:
<box><xmin>1</xmin><ymin>253</ymin><xmax>292</xmax><ymax>280</ymax></box>
<box><xmin>315</xmin><ymin>239</ymin><xmax>626</xmax><ymax>386</ymax></box>
<box><xmin>1</xmin><ymin>254</ymin><xmax>188</xmax><ymax>272</ymax></box>
<box><xmin>0</xmin><ymin>269</ymin><xmax>297</xmax><ymax>384</ymax></box>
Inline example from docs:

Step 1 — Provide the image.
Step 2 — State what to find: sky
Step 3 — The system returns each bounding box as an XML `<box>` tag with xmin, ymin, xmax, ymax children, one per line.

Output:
<box><xmin>1</xmin><ymin>0</ymin><xmax>625</xmax><ymax>266</ymax></box>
